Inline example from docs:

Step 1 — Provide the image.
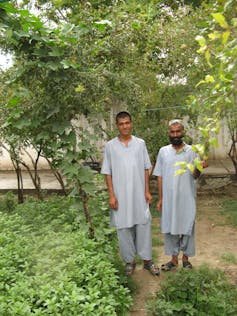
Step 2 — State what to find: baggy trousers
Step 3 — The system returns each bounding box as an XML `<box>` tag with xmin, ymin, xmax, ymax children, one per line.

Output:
<box><xmin>117</xmin><ymin>221</ymin><xmax>152</xmax><ymax>263</ymax></box>
<box><xmin>164</xmin><ymin>224</ymin><xmax>195</xmax><ymax>257</ymax></box>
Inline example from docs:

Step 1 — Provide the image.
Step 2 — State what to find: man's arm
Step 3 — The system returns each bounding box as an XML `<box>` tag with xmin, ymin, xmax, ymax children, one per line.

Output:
<box><xmin>157</xmin><ymin>176</ymin><xmax>162</xmax><ymax>212</ymax></box>
<box><xmin>105</xmin><ymin>174</ymin><xmax>118</xmax><ymax>210</ymax></box>
<box><xmin>145</xmin><ymin>169</ymin><xmax>152</xmax><ymax>204</ymax></box>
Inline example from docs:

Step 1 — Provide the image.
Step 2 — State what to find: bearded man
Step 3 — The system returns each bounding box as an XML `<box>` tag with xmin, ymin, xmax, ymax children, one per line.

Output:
<box><xmin>153</xmin><ymin>119</ymin><xmax>208</xmax><ymax>271</ymax></box>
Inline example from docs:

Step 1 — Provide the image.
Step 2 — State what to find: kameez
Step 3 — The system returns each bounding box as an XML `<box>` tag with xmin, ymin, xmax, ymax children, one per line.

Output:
<box><xmin>101</xmin><ymin>135</ymin><xmax>152</xmax><ymax>229</ymax></box>
<box><xmin>153</xmin><ymin>144</ymin><xmax>198</xmax><ymax>235</ymax></box>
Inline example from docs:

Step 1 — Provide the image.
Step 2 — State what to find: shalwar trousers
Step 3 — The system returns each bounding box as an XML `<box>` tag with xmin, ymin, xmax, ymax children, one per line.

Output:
<box><xmin>164</xmin><ymin>224</ymin><xmax>195</xmax><ymax>257</ymax></box>
<box><xmin>117</xmin><ymin>221</ymin><xmax>152</xmax><ymax>263</ymax></box>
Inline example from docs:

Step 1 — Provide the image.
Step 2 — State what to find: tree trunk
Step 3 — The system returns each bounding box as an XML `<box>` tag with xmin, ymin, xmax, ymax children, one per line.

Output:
<box><xmin>45</xmin><ymin>157</ymin><xmax>68</xmax><ymax>195</ymax></box>
<box><xmin>78</xmin><ymin>181</ymin><xmax>94</xmax><ymax>239</ymax></box>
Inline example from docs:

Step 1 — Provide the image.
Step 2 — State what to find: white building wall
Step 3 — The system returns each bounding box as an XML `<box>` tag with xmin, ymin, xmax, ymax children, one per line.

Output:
<box><xmin>0</xmin><ymin>117</ymin><xmax>232</xmax><ymax>170</ymax></box>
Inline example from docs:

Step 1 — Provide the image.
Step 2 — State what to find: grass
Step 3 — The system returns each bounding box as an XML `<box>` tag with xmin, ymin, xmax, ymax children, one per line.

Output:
<box><xmin>220</xmin><ymin>198</ymin><xmax>237</xmax><ymax>227</ymax></box>
<box><xmin>220</xmin><ymin>252</ymin><xmax>237</xmax><ymax>265</ymax></box>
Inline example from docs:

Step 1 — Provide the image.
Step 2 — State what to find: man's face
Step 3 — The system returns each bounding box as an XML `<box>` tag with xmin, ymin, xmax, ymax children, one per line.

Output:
<box><xmin>169</xmin><ymin>124</ymin><xmax>184</xmax><ymax>146</ymax></box>
<box><xmin>116</xmin><ymin>116</ymin><xmax>132</xmax><ymax>137</ymax></box>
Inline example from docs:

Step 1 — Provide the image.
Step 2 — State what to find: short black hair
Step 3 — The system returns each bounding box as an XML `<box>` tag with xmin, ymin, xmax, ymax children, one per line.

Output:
<box><xmin>116</xmin><ymin>111</ymin><xmax>131</xmax><ymax>123</ymax></box>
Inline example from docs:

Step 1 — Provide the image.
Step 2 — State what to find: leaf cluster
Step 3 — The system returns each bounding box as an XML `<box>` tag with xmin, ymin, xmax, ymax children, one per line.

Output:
<box><xmin>147</xmin><ymin>265</ymin><xmax>237</xmax><ymax>316</ymax></box>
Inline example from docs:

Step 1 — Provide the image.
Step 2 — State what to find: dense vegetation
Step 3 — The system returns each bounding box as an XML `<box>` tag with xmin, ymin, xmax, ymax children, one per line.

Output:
<box><xmin>146</xmin><ymin>265</ymin><xmax>237</xmax><ymax>316</ymax></box>
<box><xmin>0</xmin><ymin>192</ymin><xmax>132</xmax><ymax>315</ymax></box>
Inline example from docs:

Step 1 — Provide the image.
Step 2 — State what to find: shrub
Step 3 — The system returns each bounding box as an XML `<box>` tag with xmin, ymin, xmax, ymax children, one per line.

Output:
<box><xmin>146</xmin><ymin>265</ymin><xmax>237</xmax><ymax>316</ymax></box>
<box><xmin>0</xmin><ymin>196</ymin><xmax>132</xmax><ymax>315</ymax></box>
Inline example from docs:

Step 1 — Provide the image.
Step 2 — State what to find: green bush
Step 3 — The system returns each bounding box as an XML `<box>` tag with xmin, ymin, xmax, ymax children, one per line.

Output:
<box><xmin>146</xmin><ymin>265</ymin><xmax>237</xmax><ymax>316</ymax></box>
<box><xmin>0</xmin><ymin>195</ymin><xmax>132</xmax><ymax>315</ymax></box>
<box><xmin>0</xmin><ymin>192</ymin><xmax>17</xmax><ymax>213</ymax></box>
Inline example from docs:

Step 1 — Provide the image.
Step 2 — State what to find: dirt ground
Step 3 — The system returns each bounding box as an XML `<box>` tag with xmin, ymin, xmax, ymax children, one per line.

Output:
<box><xmin>129</xmin><ymin>182</ymin><xmax>237</xmax><ymax>316</ymax></box>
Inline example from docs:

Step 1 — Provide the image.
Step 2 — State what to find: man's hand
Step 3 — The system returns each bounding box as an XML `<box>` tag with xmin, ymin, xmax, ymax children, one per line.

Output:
<box><xmin>157</xmin><ymin>199</ymin><xmax>162</xmax><ymax>212</ymax></box>
<box><xmin>193</xmin><ymin>160</ymin><xmax>209</xmax><ymax>179</ymax></box>
<box><xmin>109</xmin><ymin>195</ymin><xmax>118</xmax><ymax>210</ymax></box>
<box><xmin>145</xmin><ymin>191</ymin><xmax>152</xmax><ymax>204</ymax></box>
<box><xmin>202</xmin><ymin>160</ymin><xmax>208</xmax><ymax>168</ymax></box>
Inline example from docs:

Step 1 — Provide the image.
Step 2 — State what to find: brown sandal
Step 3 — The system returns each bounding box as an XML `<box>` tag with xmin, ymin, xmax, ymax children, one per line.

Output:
<box><xmin>125</xmin><ymin>262</ymin><xmax>136</xmax><ymax>276</ymax></box>
<box><xmin>183</xmin><ymin>261</ymin><xmax>192</xmax><ymax>269</ymax></box>
<box><xmin>144</xmin><ymin>261</ymin><xmax>160</xmax><ymax>276</ymax></box>
<box><xmin>161</xmin><ymin>261</ymin><xmax>178</xmax><ymax>271</ymax></box>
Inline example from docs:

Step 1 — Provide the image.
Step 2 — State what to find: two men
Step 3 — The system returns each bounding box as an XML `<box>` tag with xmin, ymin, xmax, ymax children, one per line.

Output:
<box><xmin>101</xmin><ymin>111</ymin><xmax>159</xmax><ymax>276</ymax></box>
<box><xmin>102</xmin><ymin>113</ymin><xmax>207</xmax><ymax>275</ymax></box>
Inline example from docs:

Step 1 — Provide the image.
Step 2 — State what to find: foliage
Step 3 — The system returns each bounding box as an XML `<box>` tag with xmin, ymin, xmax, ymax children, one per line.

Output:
<box><xmin>220</xmin><ymin>198</ymin><xmax>237</xmax><ymax>227</ymax></box>
<box><xmin>146</xmin><ymin>264</ymin><xmax>237</xmax><ymax>316</ymax></box>
<box><xmin>0</xmin><ymin>0</ymin><xmax>213</xmax><ymax>169</ymax></box>
<box><xmin>188</xmin><ymin>0</ymin><xmax>237</xmax><ymax>174</ymax></box>
<box><xmin>0</xmin><ymin>193</ymin><xmax>132</xmax><ymax>315</ymax></box>
<box><xmin>0</xmin><ymin>0</ymin><xmax>106</xmax><ymax>203</ymax></box>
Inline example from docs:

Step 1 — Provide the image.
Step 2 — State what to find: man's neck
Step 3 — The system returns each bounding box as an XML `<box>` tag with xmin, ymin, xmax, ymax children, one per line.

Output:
<box><xmin>118</xmin><ymin>134</ymin><xmax>132</xmax><ymax>145</ymax></box>
<box><xmin>172</xmin><ymin>142</ymin><xmax>185</xmax><ymax>151</ymax></box>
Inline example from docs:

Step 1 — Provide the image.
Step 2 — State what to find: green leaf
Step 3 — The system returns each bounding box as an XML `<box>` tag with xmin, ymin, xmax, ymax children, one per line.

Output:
<box><xmin>199</xmin><ymin>127</ymin><xmax>209</xmax><ymax>138</ymax></box>
<box><xmin>60</xmin><ymin>60</ymin><xmax>80</xmax><ymax>69</ymax></box>
<box><xmin>211</xmin><ymin>13</ymin><xmax>229</xmax><ymax>29</ymax></box>
<box><xmin>46</xmin><ymin>107</ymin><xmax>60</xmax><ymax>119</ymax></box>
<box><xmin>48</xmin><ymin>47</ymin><xmax>64</xmax><ymax>57</ymax></box>
<box><xmin>205</xmin><ymin>50</ymin><xmax>212</xmax><ymax>67</ymax></box>
<box><xmin>209</xmin><ymin>137</ymin><xmax>218</xmax><ymax>148</ymax></box>
<box><xmin>75</xmin><ymin>85</ymin><xmax>85</xmax><ymax>93</ymax></box>
<box><xmin>195</xmin><ymin>35</ymin><xmax>206</xmax><ymax>47</ymax></box>
<box><xmin>205</xmin><ymin>75</ymin><xmax>215</xmax><ymax>83</ymax></box>
<box><xmin>208</xmin><ymin>31</ymin><xmax>221</xmax><ymax>41</ymax></box>
<box><xmin>194</xmin><ymin>157</ymin><xmax>203</xmax><ymax>171</ymax></box>
<box><xmin>222</xmin><ymin>30</ymin><xmax>230</xmax><ymax>44</ymax></box>
<box><xmin>192</xmin><ymin>144</ymin><xmax>204</xmax><ymax>156</ymax></box>
<box><xmin>187</xmin><ymin>163</ymin><xmax>194</xmax><ymax>173</ymax></box>
<box><xmin>7</xmin><ymin>96</ymin><xmax>20</xmax><ymax>108</ymax></box>
<box><xmin>175</xmin><ymin>169</ymin><xmax>186</xmax><ymax>176</ymax></box>
<box><xmin>46</xmin><ymin>62</ymin><xmax>60</xmax><ymax>71</ymax></box>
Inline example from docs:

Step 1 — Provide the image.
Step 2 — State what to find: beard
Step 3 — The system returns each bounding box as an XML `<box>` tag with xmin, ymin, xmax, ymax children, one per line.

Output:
<box><xmin>169</xmin><ymin>136</ymin><xmax>183</xmax><ymax>146</ymax></box>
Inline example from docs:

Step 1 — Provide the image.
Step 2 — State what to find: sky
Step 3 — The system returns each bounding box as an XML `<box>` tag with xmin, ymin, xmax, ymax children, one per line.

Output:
<box><xmin>0</xmin><ymin>0</ymin><xmax>35</xmax><ymax>70</ymax></box>
<box><xmin>0</xmin><ymin>52</ymin><xmax>13</xmax><ymax>70</ymax></box>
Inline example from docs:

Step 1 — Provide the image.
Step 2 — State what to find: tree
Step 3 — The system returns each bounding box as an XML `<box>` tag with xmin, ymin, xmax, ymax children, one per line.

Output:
<box><xmin>190</xmin><ymin>0</ymin><xmax>237</xmax><ymax>177</ymax></box>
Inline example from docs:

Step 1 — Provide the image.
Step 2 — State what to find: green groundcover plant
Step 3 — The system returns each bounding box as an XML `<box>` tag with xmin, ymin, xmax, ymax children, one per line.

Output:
<box><xmin>0</xmin><ymin>194</ymin><xmax>132</xmax><ymax>315</ymax></box>
<box><xmin>220</xmin><ymin>199</ymin><xmax>237</xmax><ymax>227</ymax></box>
<box><xmin>146</xmin><ymin>265</ymin><xmax>237</xmax><ymax>316</ymax></box>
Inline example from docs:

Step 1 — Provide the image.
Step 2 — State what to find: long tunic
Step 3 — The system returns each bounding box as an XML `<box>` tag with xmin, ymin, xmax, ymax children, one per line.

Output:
<box><xmin>101</xmin><ymin>136</ymin><xmax>152</xmax><ymax>229</ymax></box>
<box><xmin>153</xmin><ymin>144</ymin><xmax>198</xmax><ymax>235</ymax></box>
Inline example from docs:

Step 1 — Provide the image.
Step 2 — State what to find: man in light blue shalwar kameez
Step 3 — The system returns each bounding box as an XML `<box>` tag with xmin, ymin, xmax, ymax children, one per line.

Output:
<box><xmin>101</xmin><ymin>111</ymin><xmax>160</xmax><ymax>276</ymax></box>
<box><xmin>153</xmin><ymin>119</ymin><xmax>208</xmax><ymax>271</ymax></box>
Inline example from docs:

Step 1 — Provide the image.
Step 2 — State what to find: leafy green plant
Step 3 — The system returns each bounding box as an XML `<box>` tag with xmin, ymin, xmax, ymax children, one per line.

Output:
<box><xmin>146</xmin><ymin>264</ymin><xmax>237</xmax><ymax>316</ymax></box>
<box><xmin>0</xmin><ymin>191</ymin><xmax>17</xmax><ymax>213</ymax></box>
<box><xmin>0</xmin><ymin>195</ymin><xmax>132</xmax><ymax>315</ymax></box>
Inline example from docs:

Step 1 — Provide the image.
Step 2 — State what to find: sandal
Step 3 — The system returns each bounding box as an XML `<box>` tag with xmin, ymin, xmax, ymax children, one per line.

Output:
<box><xmin>183</xmin><ymin>261</ymin><xmax>192</xmax><ymax>269</ymax></box>
<box><xmin>161</xmin><ymin>261</ymin><xmax>178</xmax><ymax>271</ymax></box>
<box><xmin>143</xmin><ymin>261</ymin><xmax>160</xmax><ymax>276</ymax></box>
<box><xmin>125</xmin><ymin>262</ymin><xmax>136</xmax><ymax>276</ymax></box>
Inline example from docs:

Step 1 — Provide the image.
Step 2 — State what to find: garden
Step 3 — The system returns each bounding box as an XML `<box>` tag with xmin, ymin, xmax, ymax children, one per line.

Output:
<box><xmin>0</xmin><ymin>0</ymin><xmax>237</xmax><ymax>315</ymax></box>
